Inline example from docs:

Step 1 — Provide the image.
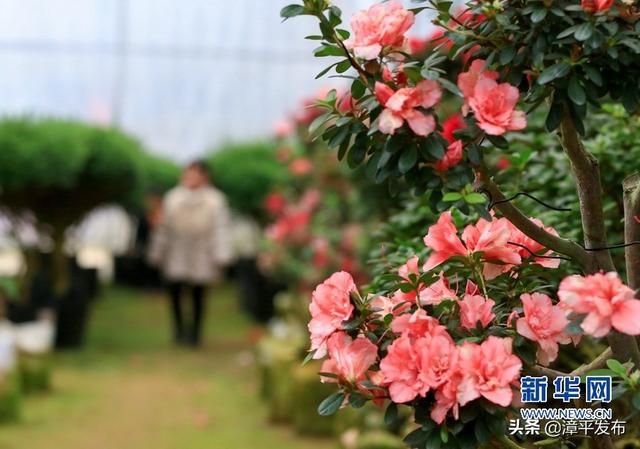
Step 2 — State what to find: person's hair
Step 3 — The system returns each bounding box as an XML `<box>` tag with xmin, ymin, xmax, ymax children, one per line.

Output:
<box><xmin>186</xmin><ymin>159</ymin><xmax>210</xmax><ymax>179</ymax></box>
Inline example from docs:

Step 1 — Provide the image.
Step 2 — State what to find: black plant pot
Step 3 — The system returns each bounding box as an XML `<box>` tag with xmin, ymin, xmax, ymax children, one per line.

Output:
<box><xmin>54</xmin><ymin>262</ymin><xmax>97</xmax><ymax>349</ymax></box>
<box><xmin>114</xmin><ymin>254</ymin><xmax>161</xmax><ymax>288</ymax></box>
<box><xmin>6</xmin><ymin>264</ymin><xmax>55</xmax><ymax>323</ymax></box>
<box><xmin>6</xmin><ymin>255</ymin><xmax>97</xmax><ymax>350</ymax></box>
<box><xmin>235</xmin><ymin>257</ymin><xmax>283</xmax><ymax>323</ymax></box>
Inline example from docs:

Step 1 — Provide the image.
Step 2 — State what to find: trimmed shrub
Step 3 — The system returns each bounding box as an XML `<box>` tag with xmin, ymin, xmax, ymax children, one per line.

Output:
<box><xmin>206</xmin><ymin>142</ymin><xmax>290</xmax><ymax>220</ymax></box>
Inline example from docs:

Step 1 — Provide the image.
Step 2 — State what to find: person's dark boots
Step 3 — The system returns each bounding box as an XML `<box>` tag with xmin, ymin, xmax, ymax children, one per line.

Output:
<box><xmin>174</xmin><ymin>329</ymin><xmax>189</xmax><ymax>346</ymax></box>
<box><xmin>186</xmin><ymin>327</ymin><xmax>201</xmax><ymax>347</ymax></box>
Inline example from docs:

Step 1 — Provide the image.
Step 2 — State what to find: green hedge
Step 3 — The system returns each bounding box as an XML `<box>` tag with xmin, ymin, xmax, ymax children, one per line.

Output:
<box><xmin>206</xmin><ymin>142</ymin><xmax>290</xmax><ymax>220</ymax></box>
<box><xmin>0</xmin><ymin>117</ymin><xmax>179</xmax><ymax>227</ymax></box>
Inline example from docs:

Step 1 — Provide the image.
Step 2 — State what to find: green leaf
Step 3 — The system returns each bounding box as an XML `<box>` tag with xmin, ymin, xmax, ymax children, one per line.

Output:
<box><xmin>348</xmin><ymin>393</ymin><xmax>368</xmax><ymax>408</ymax></box>
<box><xmin>398</xmin><ymin>146</ymin><xmax>418</xmax><ymax>174</ymax></box>
<box><xmin>329</xmin><ymin>126</ymin><xmax>350</xmax><ymax>148</ymax></box>
<box><xmin>632</xmin><ymin>392</ymin><xmax>640</xmax><ymax>410</ymax></box>
<box><xmin>335</xmin><ymin>59</ymin><xmax>352</xmax><ymax>73</ymax></box>
<box><xmin>534</xmin><ymin>438</ymin><xmax>562</xmax><ymax>446</ymax></box>
<box><xmin>499</xmin><ymin>45</ymin><xmax>516</xmax><ymax>65</ymax></box>
<box><xmin>439</xmin><ymin>78</ymin><xmax>462</xmax><ymax>97</ymax></box>
<box><xmin>419</xmin><ymin>136</ymin><xmax>445</xmax><ymax>160</ymax></box>
<box><xmin>567</xmin><ymin>75</ymin><xmax>586</xmax><ymax>105</ymax></box>
<box><xmin>581</xmin><ymin>368</ymin><xmax>617</xmax><ymax>380</ymax></box>
<box><xmin>318</xmin><ymin>392</ymin><xmax>344</xmax><ymax>416</ymax></box>
<box><xmin>487</xmin><ymin>134</ymin><xmax>509</xmax><ymax>149</ymax></box>
<box><xmin>464</xmin><ymin>192</ymin><xmax>486</xmax><ymax>204</ymax></box>
<box><xmin>606</xmin><ymin>359</ymin><xmax>627</xmax><ymax>377</ymax></box>
<box><xmin>545</xmin><ymin>102</ymin><xmax>563</xmax><ymax>132</ymax></box>
<box><xmin>315</xmin><ymin>62</ymin><xmax>339</xmax><ymax>79</ymax></box>
<box><xmin>428</xmin><ymin>431</ymin><xmax>442</xmax><ymax>449</ymax></box>
<box><xmin>280</xmin><ymin>4</ymin><xmax>307</xmax><ymax>20</ymax></box>
<box><xmin>443</xmin><ymin>192</ymin><xmax>463</xmax><ymax>202</ymax></box>
<box><xmin>351</xmin><ymin>79</ymin><xmax>366</xmax><ymax>99</ymax></box>
<box><xmin>347</xmin><ymin>141</ymin><xmax>367</xmax><ymax>168</ymax></box>
<box><xmin>308</xmin><ymin>112</ymin><xmax>332</xmax><ymax>135</ymax></box>
<box><xmin>557</xmin><ymin>25</ymin><xmax>580</xmax><ymax>39</ymax></box>
<box><xmin>531</xmin><ymin>8</ymin><xmax>547</xmax><ymax>23</ymax></box>
<box><xmin>384</xmin><ymin>402</ymin><xmax>398</xmax><ymax>426</ymax></box>
<box><xmin>474</xmin><ymin>419</ymin><xmax>491</xmax><ymax>443</ymax></box>
<box><xmin>538</xmin><ymin>62</ymin><xmax>571</xmax><ymax>84</ymax></box>
<box><xmin>313</xmin><ymin>44</ymin><xmax>345</xmax><ymax>57</ymax></box>
<box><xmin>403</xmin><ymin>428</ymin><xmax>431</xmax><ymax>446</ymax></box>
<box><xmin>574</xmin><ymin>22</ymin><xmax>594</xmax><ymax>41</ymax></box>
<box><xmin>302</xmin><ymin>351</ymin><xmax>315</xmax><ymax>366</ymax></box>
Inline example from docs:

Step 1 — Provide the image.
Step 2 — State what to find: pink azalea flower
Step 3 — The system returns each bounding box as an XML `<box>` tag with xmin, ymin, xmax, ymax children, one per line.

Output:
<box><xmin>391</xmin><ymin>309</ymin><xmax>449</xmax><ymax>341</ymax></box>
<box><xmin>458</xmin><ymin>337</ymin><xmax>522</xmax><ymax>407</ymax></box>
<box><xmin>459</xmin><ymin>294</ymin><xmax>496</xmax><ymax>330</ymax></box>
<box><xmin>461</xmin><ymin>217</ymin><xmax>522</xmax><ymax>279</ymax></box>
<box><xmin>516</xmin><ymin>293</ymin><xmax>571</xmax><ymax>366</ymax></box>
<box><xmin>312</xmin><ymin>237</ymin><xmax>330</xmax><ymax>269</ymax></box>
<box><xmin>434</xmin><ymin>139</ymin><xmax>464</xmax><ymax>172</ymax></box>
<box><xmin>420</xmin><ymin>334</ymin><xmax>459</xmax><ymax>389</ymax></box>
<box><xmin>289</xmin><ymin>157</ymin><xmax>313</xmax><ymax>176</ymax></box>
<box><xmin>299</xmin><ymin>188</ymin><xmax>322</xmax><ymax>211</ymax></box>
<box><xmin>293</xmin><ymin>91</ymin><xmax>328</xmax><ymax>125</ymax></box>
<box><xmin>398</xmin><ymin>255</ymin><xmax>420</xmax><ymax>281</ymax></box>
<box><xmin>441</xmin><ymin>113</ymin><xmax>466</xmax><ymax>144</ymax></box>
<box><xmin>507</xmin><ymin>218</ymin><xmax>561</xmax><ymax>269</ymax></box>
<box><xmin>418</xmin><ymin>272</ymin><xmax>458</xmax><ymax>305</ymax></box>
<box><xmin>375</xmin><ymin>80</ymin><xmax>442</xmax><ymax>136</ymax></box>
<box><xmin>467</xmin><ymin>77</ymin><xmax>527</xmax><ymax>136</ymax></box>
<box><xmin>506</xmin><ymin>310</ymin><xmax>519</xmax><ymax>327</ymax></box>
<box><xmin>337</xmin><ymin>92</ymin><xmax>356</xmax><ymax>115</ymax></box>
<box><xmin>344</xmin><ymin>1</ymin><xmax>415</xmax><ymax>60</ymax></box>
<box><xmin>380</xmin><ymin>334</ymin><xmax>429</xmax><ymax>402</ymax></box>
<box><xmin>496</xmin><ymin>157</ymin><xmax>511</xmax><ymax>170</ymax></box>
<box><xmin>581</xmin><ymin>0</ymin><xmax>614</xmax><ymax>12</ymax></box>
<box><xmin>308</xmin><ymin>272</ymin><xmax>357</xmax><ymax>358</ymax></box>
<box><xmin>320</xmin><ymin>332</ymin><xmax>378</xmax><ymax>384</ymax></box>
<box><xmin>558</xmin><ymin>272</ymin><xmax>640</xmax><ymax>337</ymax></box>
<box><xmin>422</xmin><ymin>211</ymin><xmax>467</xmax><ymax>271</ymax></box>
<box><xmin>423</xmin><ymin>213</ymin><xmax>521</xmax><ymax>279</ymax></box>
<box><xmin>457</xmin><ymin>59</ymin><xmax>499</xmax><ymax>115</ymax></box>
<box><xmin>431</xmin><ymin>368</ymin><xmax>464</xmax><ymax>423</ymax></box>
<box><xmin>370</xmin><ymin>293</ymin><xmax>411</xmax><ymax>318</ymax></box>
<box><xmin>264</xmin><ymin>191</ymin><xmax>285</xmax><ymax>215</ymax></box>
<box><xmin>382</xmin><ymin>64</ymin><xmax>408</xmax><ymax>86</ymax></box>
<box><xmin>406</xmin><ymin>35</ymin><xmax>431</xmax><ymax>55</ymax></box>
<box><xmin>396</xmin><ymin>255</ymin><xmax>421</xmax><ymax>302</ymax></box>
<box><xmin>273</xmin><ymin>119</ymin><xmax>294</xmax><ymax>138</ymax></box>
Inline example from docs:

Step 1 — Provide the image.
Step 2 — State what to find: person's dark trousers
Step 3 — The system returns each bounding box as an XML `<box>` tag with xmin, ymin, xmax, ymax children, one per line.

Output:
<box><xmin>168</xmin><ymin>282</ymin><xmax>206</xmax><ymax>346</ymax></box>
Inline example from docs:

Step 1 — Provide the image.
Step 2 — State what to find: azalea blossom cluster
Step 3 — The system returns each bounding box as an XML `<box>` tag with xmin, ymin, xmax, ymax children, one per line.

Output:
<box><xmin>352</xmin><ymin>4</ymin><xmax>522</xmax><ymax>125</ymax></box>
<box><xmin>261</xmin><ymin>107</ymin><xmax>373</xmax><ymax>289</ymax></box>
<box><xmin>308</xmin><ymin>212</ymin><xmax>640</xmax><ymax>425</ymax></box>
<box><xmin>330</xmin><ymin>0</ymin><xmax>528</xmax><ymax>179</ymax></box>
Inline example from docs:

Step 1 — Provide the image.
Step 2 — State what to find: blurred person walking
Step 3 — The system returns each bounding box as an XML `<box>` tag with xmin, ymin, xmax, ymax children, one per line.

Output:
<box><xmin>148</xmin><ymin>161</ymin><xmax>232</xmax><ymax>346</ymax></box>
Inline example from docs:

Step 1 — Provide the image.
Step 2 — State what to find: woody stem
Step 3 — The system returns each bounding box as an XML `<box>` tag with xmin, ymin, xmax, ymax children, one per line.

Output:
<box><xmin>559</xmin><ymin>110</ymin><xmax>640</xmax><ymax>368</ymax></box>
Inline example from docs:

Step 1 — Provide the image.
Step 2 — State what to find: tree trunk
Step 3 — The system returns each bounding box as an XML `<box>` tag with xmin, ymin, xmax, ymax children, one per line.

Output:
<box><xmin>623</xmin><ymin>172</ymin><xmax>640</xmax><ymax>293</ymax></box>
<box><xmin>559</xmin><ymin>112</ymin><xmax>640</xmax><ymax>367</ymax></box>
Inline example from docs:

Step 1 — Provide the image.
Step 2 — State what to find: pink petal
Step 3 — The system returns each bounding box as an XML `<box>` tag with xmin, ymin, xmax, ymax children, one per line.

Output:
<box><xmin>422</xmin><ymin>252</ymin><xmax>450</xmax><ymax>272</ymax></box>
<box><xmin>612</xmin><ymin>300</ymin><xmax>640</xmax><ymax>335</ymax></box>
<box><xmin>389</xmin><ymin>382</ymin><xmax>418</xmax><ymax>403</ymax></box>
<box><xmin>482</xmin><ymin>386</ymin><xmax>513</xmax><ymax>407</ymax></box>
<box><xmin>375</xmin><ymin>82</ymin><xmax>395</xmax><ymax>106</ymax></box>
<box><xmin>354</xmin><ymin>43</ymin><xmax>383</xmax><ymax>60</ymax></box>
<box><xmin>378</xmin><ymin>108</ymin><xmax>404</xmax><ymax>135</ymax></box>
<box><xmin>581</xmin><ymin>312</ymin><xmax>611</xmax><ymax>338</ymax></box>
<box><xmin>403</xmin><ymin>110</ymin><xmax>435</xmax><ymax>137</ymax></box>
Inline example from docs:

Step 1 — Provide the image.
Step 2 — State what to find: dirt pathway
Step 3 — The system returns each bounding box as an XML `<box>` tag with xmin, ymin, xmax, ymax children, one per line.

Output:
<box><xmin>0</xmin><ymin>284</ymin><xmax>333</xmax><ymax>449</ymax></box>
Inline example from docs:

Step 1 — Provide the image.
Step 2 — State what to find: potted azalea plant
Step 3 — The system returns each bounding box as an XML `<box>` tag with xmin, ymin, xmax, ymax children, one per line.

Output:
<box><xmin>282</xmin><ymin>0</ymin><xmax>640</xmax><ymax>448</ymax></box>
<box><xmin>0</xmin><ymin>118</ymin><xmax>153</xmax><ymax>348</ymax></box>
